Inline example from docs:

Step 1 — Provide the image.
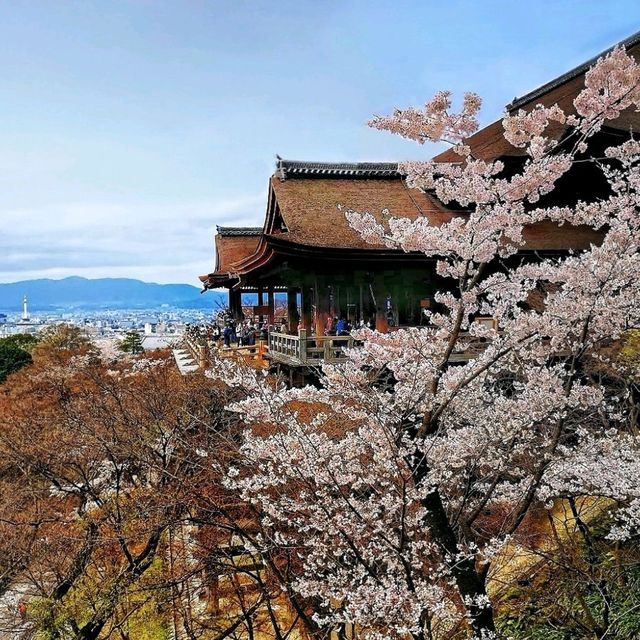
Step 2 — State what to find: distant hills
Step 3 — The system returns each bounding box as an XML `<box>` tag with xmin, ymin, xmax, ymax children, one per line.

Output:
<box><xmin>0</xmin><ymin>277</ymin><xmax>226</xmax><ymax>312</ymax></box>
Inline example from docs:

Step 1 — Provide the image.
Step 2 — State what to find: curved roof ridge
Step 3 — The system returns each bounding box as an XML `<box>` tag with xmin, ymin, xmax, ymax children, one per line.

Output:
<box><xmin>216</xmin><ymin>226</ymin><xmax>263</xmax><ymax>236</ymax></box>
<box><xmin>276</xmin><ymin>158</ymin><xmax>400</xmax><ymax>179</ymax></box>
<box><xmin>507</xmin><ymin>29</ymin><xmax>640</xmax><ymax>112</ymax></box>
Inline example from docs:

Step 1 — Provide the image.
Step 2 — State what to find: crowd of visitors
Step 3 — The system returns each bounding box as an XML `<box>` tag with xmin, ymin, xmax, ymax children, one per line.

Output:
<box><xmin>208</xmin><ymin>316</ymin><xmax>270</xmax><ymax>349</ymax></box>
<box><xmin>219</xmin><ymin>321</ymin><xmax>267</xmax><ymax>348</ymax></box>
<box><xmin>323</xmin><ymin>316</ymin><xmax>372</xmax><ymax>335</ymax></box>
<box><xmin>185</xmin><ymin>311</ymin><xmax>370</xmax><ymax>353</ymax></box>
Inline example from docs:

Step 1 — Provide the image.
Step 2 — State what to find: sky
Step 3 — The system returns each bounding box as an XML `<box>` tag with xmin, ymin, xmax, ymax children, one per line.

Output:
<box><xmin>1</xmin><ymin>1</ymin><xmax>639</xmax><ymax>286</ymax></box>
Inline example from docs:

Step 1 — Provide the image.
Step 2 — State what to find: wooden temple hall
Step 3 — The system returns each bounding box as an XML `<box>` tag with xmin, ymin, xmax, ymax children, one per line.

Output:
<box><xmin>199</xmin><ymin>30</ymin><xmax>639</xmax><ymax>367</ymax></box>
<box><xmin>198</xmin><ymin>155</ymin><xmax>598</xmax><ymax>367</ymax></box>
<box><xmin>202</xmin><ymin>159</ymin><xmax>453</xmax><ymax>334</ymax></box>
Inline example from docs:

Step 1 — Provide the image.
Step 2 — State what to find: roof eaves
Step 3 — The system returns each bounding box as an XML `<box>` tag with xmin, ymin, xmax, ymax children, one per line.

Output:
<box><xmin>506</xmin><ymin>29</ymin><xmax>640</xmax><ymax>112</ymax></box>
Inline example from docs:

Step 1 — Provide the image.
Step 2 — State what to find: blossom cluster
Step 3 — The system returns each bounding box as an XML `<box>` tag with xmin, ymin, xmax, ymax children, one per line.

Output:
<box><xmin>210</xmin><ymin>45</ymin><xmax>640</xmax><ymax>640</ymax></box>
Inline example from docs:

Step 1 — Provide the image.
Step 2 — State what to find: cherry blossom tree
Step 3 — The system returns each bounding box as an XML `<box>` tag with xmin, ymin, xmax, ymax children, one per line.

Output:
<box><xmin>211</xmin><ymin>46</ymin><xmax>640</xmax><ymax>639</ymax></box>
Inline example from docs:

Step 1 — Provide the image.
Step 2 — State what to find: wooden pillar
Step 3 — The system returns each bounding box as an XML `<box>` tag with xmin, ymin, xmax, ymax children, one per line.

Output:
<box><xmin>375</xmin><ymin>307</ymin><xmax>389</xmax><ymax>332</ymax></box>
<box><xmin>301</xmin><ymin>286</ymin><xmax>313</xmax><ymax>331</ymax></box>
<box><xmin>267</xmin><ymin>285</ymin><xmax>275</xmax><ymax>326</ymax></box>
<box><xmin>287</xmin><ymin>287</ymin><xmax>300</xmax><ymax>334</ymax></box>
<box><xmin>315</xmin><ymin>279</ymin><xmax>331</xmax><ymax>337</ymax></box>
<box><xmin>298</xmin><ymin>328</ymin><xmax>308</xmax><ymax>364</ymax></box>
<box><xmin>228</xmin><ymin>288</ymin><xmax>242</xmax><ymax>321</ymax></box>
<box><xmin>397</xmin><ymin>287</ymin><xmax>409</xmax><ymax>327</ymax></box>
<box><xmin>330</xmin><ymin>286</ymin><xmax>336</xmax><ymax>318</ymax></box>
<box><xmin>257</xmin><ymin>286</ymin><xmax>264</xmax><ymax>323</ymax></box>
<box><xmin>198</xmin><ymin>344</ymin><xmax>207</xmax><ymax>368</ymax></box>
<box><xmin>373</xmin><ymin>276</ymin><xmax>389</xmax><ymax>333</ymax></box>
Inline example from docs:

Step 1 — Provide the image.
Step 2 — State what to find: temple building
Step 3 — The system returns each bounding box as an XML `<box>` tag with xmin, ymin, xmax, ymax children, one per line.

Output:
<box><xmin>200</xmin><ymin>30</ymin><xmax>640</xmax><ymax>367</ymax></box>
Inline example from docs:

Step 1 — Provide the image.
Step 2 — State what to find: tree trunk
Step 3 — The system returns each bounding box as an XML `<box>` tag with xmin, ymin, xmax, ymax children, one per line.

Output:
<box><xmin>412</xmin><ymin>456</ymin><xmax>496</xmax><ymax>637</ymax></box>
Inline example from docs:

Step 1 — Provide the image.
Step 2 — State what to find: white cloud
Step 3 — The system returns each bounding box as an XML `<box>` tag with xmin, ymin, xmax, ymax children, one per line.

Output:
<box><xmin>0</xmin><ymin>192</ymin><xmax>266</xmax><ymax>284</ymax></box>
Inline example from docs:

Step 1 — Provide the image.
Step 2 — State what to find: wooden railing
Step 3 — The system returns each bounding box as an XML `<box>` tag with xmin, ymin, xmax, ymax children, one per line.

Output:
<box><xmin>268</xmin><ymin>330</ymin><xmax>356</xmax><ymax>365</ymax></box>
<box><xmin>184</xmin><ymin>333</ymin><xmax>270</xmax><ymax>369</ymax></box>
<box><xmin>269</xmin><ymin>317</ymin><xmax>499</xmax><ymax>367</ymax></box>
<box><xmin>268</xmin><ymin>332</ymin><xmax>302</xmax><ymax>362</ymax></box>
<box><xmin>184</xmin><ymin>334</ymin><xmax>208</xmax><ymax>368</ymax></box>
<box><xmin>188</xmin><ymin>316</ymin><xmax>501</xmax><ymax>370</ymax></box>
<box><xmin>218</xmin><ymin>341</ymin><xmax>268</xmax><ymax>367</ymax></box>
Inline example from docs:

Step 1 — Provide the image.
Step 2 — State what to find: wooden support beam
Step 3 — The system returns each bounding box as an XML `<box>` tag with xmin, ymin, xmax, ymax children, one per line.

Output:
<box><xmin>287</xmin><ymin>287</ymin><xmax>300</xmax><ymax>334</ymax></box>
<box><xmin>228</xmin><ymin>288</ymin><xmax>242</xmax><ymax>321</ymax></box>
<box><xmin>301</xmin><ymin>286</ymin><xmax>313</xmax><ymax>331</ymax></box>
<box><xmin>315</xmin><ymin>280</ymin><xmax>331</xmax><ymax>337</ymax></box>
<box><xmin>375</xmin><ymin>307</ymin><xmax>389</xmax><ymax>332</ymax></box>
<box><xmin>267</xmin><ymin>285</ymin><xmax>275</xmax><ymax>326</ymax></box>
<box><xmin>257</xmin><ymin>286</ymin><xmax>264</xmax><ymax>323</ymax></box>
<box><xmin>298</xmin><ymin>328</ymin><xmax>308</xmax><ymax>364</ymax></box>
<box><xmin>373</xmin><ymin>276</ymin><xmax>389</xmax><ymax>333</ymax></box>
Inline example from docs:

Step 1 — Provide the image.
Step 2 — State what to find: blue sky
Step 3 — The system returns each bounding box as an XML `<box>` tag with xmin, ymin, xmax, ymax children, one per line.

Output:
<box><xmin>1</xmin><ymin>1</ymin><xmax>639</xmax><ymax>285</ymax></box>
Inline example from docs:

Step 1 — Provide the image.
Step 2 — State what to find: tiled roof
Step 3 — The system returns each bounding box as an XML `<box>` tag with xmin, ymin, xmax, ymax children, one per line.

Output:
<box><xmin>200</xmin><ymin>167</ymin><xmax>604</xmax><ymax>288</ymax></box>
<box><xmin>269</xmin><ymin>174</ymin><xmax>454</xmax><ymax>249</ymax></box>
<box><xmin>435</xmin><ymin>32</ymin><xmax>640</xmax><ymax>164</ymax></box>
<box><xmin>507</xmin><ymin>29</ymin><xmax>640</xmax><ymax>112</ymax></box>
<box><xmin>214</xmin><ymin>233</ymin><xmax>261</xmax><ymax>274</ymax></box>
<box><xmin>276</xmin><ymin>159</ymin><xmax>400</xmax><ymax>179</ymax></box>
<box><xmin>217</xmin><ymin>226</ymin><xmax>263</xmax><ymax>236</ymax></box>
<box><xmin>201</xmin><ymin>34</ymin><xmax>640</xmax><ymax>287</ymax></box>
<box><xmin>433</xmin><ymin>119</ymin><xmax>517</xmax><ymax>163</ymax></box>
<box><xmin>269</xmin><ymin>172</ymin><xmax>601</xmax><ymax>252</ymax></box>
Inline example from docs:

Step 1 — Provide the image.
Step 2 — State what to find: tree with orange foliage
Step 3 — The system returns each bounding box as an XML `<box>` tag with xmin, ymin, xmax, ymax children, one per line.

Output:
<box><xmin>0</xmin><ymin>341</ymin><xmax>322</xmax><ymax>640</ymax></box>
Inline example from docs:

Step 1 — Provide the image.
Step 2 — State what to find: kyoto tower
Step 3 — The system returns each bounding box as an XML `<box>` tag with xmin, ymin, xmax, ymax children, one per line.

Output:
<box><xmin>21</xmin><ymin>294</ymin><xmax>29</xmax><ymax>322</ymax></box>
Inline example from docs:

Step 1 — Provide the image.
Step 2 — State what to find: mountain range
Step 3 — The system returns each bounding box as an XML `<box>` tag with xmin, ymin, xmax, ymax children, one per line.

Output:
<box><xmin>0</xmin><ymin>277</ymin><xmax>225</xmax><ymax>312</ymax></box>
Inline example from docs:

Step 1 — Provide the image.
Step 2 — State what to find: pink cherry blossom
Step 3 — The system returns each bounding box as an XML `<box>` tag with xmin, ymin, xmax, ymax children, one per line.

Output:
<box><xmin>209</xmin><ymin>45</ymin><xmax>640</xmax><ymax>640</ymax></box>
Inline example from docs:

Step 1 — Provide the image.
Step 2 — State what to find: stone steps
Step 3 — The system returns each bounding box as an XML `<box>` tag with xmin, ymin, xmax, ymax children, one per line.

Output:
<box><xmin>172</xmin><ymin>349</ymin><xmax>200</xmax><ymax>375</ymax></box>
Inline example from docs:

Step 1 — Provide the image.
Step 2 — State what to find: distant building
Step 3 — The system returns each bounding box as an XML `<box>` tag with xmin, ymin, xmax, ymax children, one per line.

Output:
<box><xmin>143</xmin><ymin>319</ymin><xmax>158</xmax><ymax>335</ymax></box>
<box><xmin>20</xmin><ymin>295</ymin><xmax>29</xmax><ymax>322</ymax></box>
